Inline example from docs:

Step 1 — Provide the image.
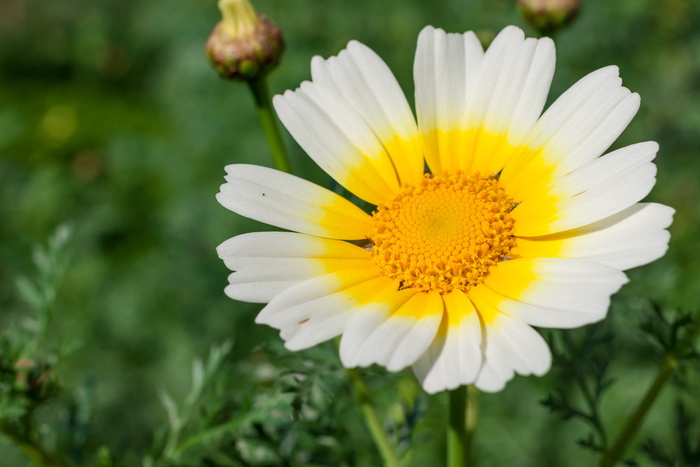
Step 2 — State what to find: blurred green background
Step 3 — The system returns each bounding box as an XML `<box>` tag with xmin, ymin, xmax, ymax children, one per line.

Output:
<box><xmin>1</xmin><ymin>0</ymin><xmax>698</xmax><ymax>465</ymax></box>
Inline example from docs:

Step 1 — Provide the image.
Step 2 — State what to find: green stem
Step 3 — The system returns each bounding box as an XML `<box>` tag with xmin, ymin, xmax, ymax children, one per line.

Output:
<box><xmin>0</xmin><ymin>421</ymin><xmax>71</xmax><ymax>467</ymax></box>
<box><xmin>599</xmin><ymin>355</ymin><xmax>678</xmax><ymax>467</ymax></box>
<box><xmin>465</xmin><ymin>385</ymin><xmax>478</xmax><ymax>462</ymax></box>
<box><xmin>346</xmin><ymin>368</ymin><xmax>400</xmax><ymax>467</ymax></box>
<box><xmin>447</xmin><ymin>385</ymin><xmax>469</xmax><ymax>467</ymax></box>
<box><xmin>247</xmin><ymin>77</ymin><xmax>292</xmax><ymax>173</ymax></box>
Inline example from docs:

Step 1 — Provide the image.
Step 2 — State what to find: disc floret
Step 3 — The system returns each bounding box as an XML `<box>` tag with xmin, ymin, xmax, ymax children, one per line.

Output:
<box><xmin>370</xmin><ymin>172</ymin><xmax>518</xmax><ymax>294</ymax></box>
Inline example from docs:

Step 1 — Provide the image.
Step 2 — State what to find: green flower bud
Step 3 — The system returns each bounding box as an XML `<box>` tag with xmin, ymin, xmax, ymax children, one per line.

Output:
<box><xmin>205</xmin><ymin>0</ymin><xmax>285</xmax><ymax>81</ymax></box>
<box><xmin>518</xmin><ymin>0</ymin><xmax>581</xmax><ymax>37</ymax></box>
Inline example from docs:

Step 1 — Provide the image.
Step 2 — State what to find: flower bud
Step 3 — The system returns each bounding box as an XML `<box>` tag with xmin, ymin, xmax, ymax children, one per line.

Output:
<box><xmin>518</xmin><ymin>0</ymin><xmax>581</xmax><ymax>36</ymax></box>
<box><xmin>205</xmin><ymin>0</ymin><xmax>285</xmax><ymax>81</ymax></box>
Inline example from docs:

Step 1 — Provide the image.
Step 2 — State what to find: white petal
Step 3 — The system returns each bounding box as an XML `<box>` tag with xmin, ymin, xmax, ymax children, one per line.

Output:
<box><xmin>536</xmin><ymin>66</ymin><xmax>639</xmax><ymax>173</ymax></box>
<box><xmin>217</xmin><ymin>232</ymin><xmax>369</xmax><ymax>269</ymax></box>
<box><xmin>281</xmin><ymin>276</ymin><xmax>396</xmax><ymax>351</ymax></box>
<box><xmin>562</xmin><ymin>203</ymin><xmax>674</xmax><ymax>270</ymax></box>
<box><xmin>414</xmin><ymin>26</ymin><xmax>484</xmax><ymax>133</ymax></box>
<box><xmin>383</xmin><ymin>313</ymin><xmax>443</xmax><ymax>372</ymax></box>
<box><xmin>256</xmin><ymin>270</ymin><xmax>376</xmax><ymax>325</ymax></box>
<box><xmin>465</xmin><ymin>26</ymin><xmax>526</xmax><ymax>130</ymax></box>
<box><xmin>412</xmin><ymin>291</ymin><xmax>483</xmax><ymax>394</ymax></box>
<box><xmin>470</xmin><ymin>26</ymin><xmax>555</xmax><ymax>141</ymax></box>
<box><xmin>224</xmin><ymin>280</ymin><xmax>299</xmax><ymax>304</ymax></box>
<box><xmin>256</xmin><ymin>271</ymin><xmax>372</xmax><ymax>326</ymax></box>
<box><xmin>299</xmin><ymin>80</ymin><xmax>399</xmax><ymax>179</ymax></box>
<box><xmin>474</xmin><ymin>315</ymin><xmax>551</xmax><ymax>393</ymax></box>
<box><xmin>217</xmin><ymin>232</ymin><xmax>372</xmax><ymax>303</ymax></box>
<box><xmin>498</xmin><ymin>297</ymin><xmax>605</xmax><ymax>329</ymax></box>
<box><xmin>551</xmin><ymin>142</ymin><xmax>657</xmax><ymax>194</ymax></box>
<box><xmin>502</xmin><ymin>66</ymin><xmax>641</xmax><ymax>197</ymax></box>
<box><xmin>514</xmin><ymin>202</ymin><xmax>674</xmax><ymax>271</ymax></box>
<box><xmin>339</xmin><ymin>305</ymin><xmax>394</xmax><ymax>367</ymax></box>
<box><xmin>414</xmin><ymin>26</ymin><xmax>484</xmax><ymax>172</ymax></box>
<box><xmin>284</xmin><ymin>313</ymin><xmax>350</xmax><ymax>351</ymax></box>
<box><xmin>505</xmin><ymin>37</ymin><xmax>556</xmax><ymax>143</ymax></box>
<box><xmin>273</xmin><ymin>89</ymin><xmax>398</xmax><ymax>205</ymax></box>
<box><xmin>312</xmin><ymin>41</ymin><xmax>423</xmax><ymax>186</ymax></box>
<box><xmin>473</xmin><ymin>360</ymin><xmax>509</xmax><ymax>392</ymax></box>
<box><xmin>471</xmin><ymin>283</ymin><xmax>603</xmax><ymax>329</ymax></box>
<box><xmin>342</xmin><ymin>292</ymin><xmax>443</xmax><ymax>372</ymax></box>
<box><xmin>254</xmin><ymin>271</ymin><xmax>394</xmax><ymax>351</ymax></box>
<box><xmin>216</xmin><ymin>164</ymin><xmax>373</xmax><ymax>240</ymax></box>
<box><xmin>464</xmin><ymin>27</ymin><xmax>555</xmax><ymax>175</ymax></box>
<box><xmin>513</xmin><ymin>142</ymin><xmax>659</xmax><ymax>235</ymax></box>
<box><xmin>482</xmin><ymin>258</ymin><xmax>628</xmax><ymax>324</ymax></box>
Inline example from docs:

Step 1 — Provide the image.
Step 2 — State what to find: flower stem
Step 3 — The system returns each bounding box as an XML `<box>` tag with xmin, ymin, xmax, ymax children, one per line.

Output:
<box><xmin>247</xmin><ymin>76</ymin><xmax>292</xmax><ymax>173</ymax></box>
<box><xmin>447</xmin><ymin>385</ymin><xmax>469</xmax><ymax>467</ymax></box>
<box><xmin>465</xmin><ymin>385</ymin><xmax>478</xmax><ymax>460</ymax></box>
<box><xmin>346</xmin><ymin>368</ymin><xmax>400</xmax><ymax>467</ymax></box>
<box><xmin>599</xmin><ymin>354</ymin><xmax>678</xmax><ymax>467</ymax></box>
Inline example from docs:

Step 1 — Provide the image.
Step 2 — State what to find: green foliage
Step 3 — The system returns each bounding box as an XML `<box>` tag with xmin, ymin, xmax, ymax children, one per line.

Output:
<box><xmin>1</xmin><ymin>0</ymin><xmax>700</xmax><ymax>465</ymax></box>
<box><xmin>544</xmin><ymin>302</ymin><xmax>700</xmax><ymax>466</ymax></box>
<box><xmin>146</xmin><ymin>341</ymin><xmax>383</xmax><ymax>466</ymax></box>
<box><xmin>0</xmin><ymin>226</ymin><xmax>71</xmax><ymax>421</ymax></box>
<box><xmin>639</xmin><ymin>303</ymin><xmax>700</xmax><ymax>365</ymax></box>
<box><xmin>642</xmin><ymin>402</ymin><xmax>700</xmax><ymax>466</ymax></box>
<box><xmin>543</xmin><ymin>324</ymin><xmax>614</xmax><ymax>453</ymax></box>
<box><xmin>0</xmin><ymin>226</ymin><xmax>71</xmax><ymax>466</ymax></box>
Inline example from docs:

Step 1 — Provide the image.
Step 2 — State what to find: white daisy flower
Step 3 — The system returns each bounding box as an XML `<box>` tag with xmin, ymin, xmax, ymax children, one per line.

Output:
<box><xmin>216</xmin><ymin>25</ymin><xmax>674</xmax><ymax>394</ymax></box>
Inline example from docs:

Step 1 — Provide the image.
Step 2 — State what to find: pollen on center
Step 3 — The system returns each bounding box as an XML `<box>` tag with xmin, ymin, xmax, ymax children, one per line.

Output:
<box><xmin>369</xmin><ymin>172</ymin><xmax>518</xmax><ymax>294</ymax></box>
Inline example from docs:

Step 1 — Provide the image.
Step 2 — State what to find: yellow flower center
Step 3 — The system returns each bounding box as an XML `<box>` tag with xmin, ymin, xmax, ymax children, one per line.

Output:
<box><xmin>369</xmin><ymin>172</ymin><xmax>518</xmax><ymax>294</ymax></box>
